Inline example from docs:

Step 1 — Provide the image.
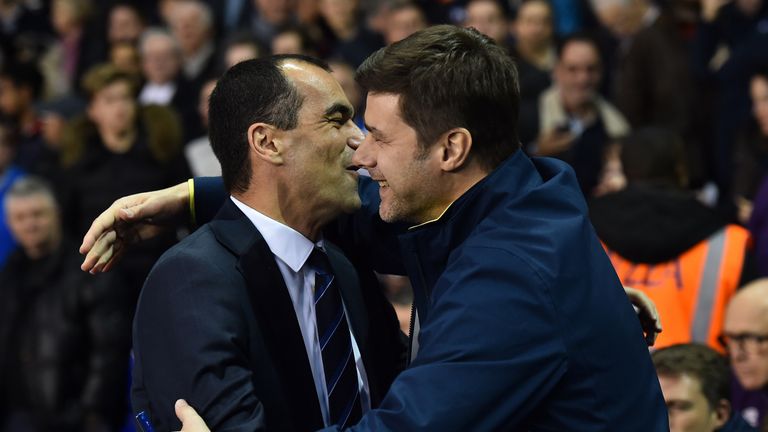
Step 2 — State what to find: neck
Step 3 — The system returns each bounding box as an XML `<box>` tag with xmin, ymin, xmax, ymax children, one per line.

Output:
<box><xmin>423</xmin><ymin>164</ymin><xmax>490</xmax><ymax>223</ymax></box>
<box><xmin>234</xmin><ymin>181</ymin><xmax>335</xmax><ymax>243</ymax></box>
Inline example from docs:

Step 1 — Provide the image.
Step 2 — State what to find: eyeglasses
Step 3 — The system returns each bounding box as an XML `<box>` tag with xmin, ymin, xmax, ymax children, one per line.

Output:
<box><xmin>718</xmin><ymin>332</ymin><xmax>768</xmax><ymax>353</ymax></box>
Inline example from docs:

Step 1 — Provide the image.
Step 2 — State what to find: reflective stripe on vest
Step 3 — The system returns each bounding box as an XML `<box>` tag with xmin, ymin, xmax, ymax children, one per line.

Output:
<box><xmin>691</xmin><ymin>228</ymin><xmax>727</xmax><ymax>342</ymax></box>
<box><xmin>604</xmin><ymin>225</ymin><xmax>749</xmax><ymax>351</ymax></box>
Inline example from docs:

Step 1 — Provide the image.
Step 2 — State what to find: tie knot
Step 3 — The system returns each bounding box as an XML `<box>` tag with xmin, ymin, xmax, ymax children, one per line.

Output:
<box><xmin>308</xmin><ymin>247</ymin><xmax>333</xmax><ymax>275</ymax></box>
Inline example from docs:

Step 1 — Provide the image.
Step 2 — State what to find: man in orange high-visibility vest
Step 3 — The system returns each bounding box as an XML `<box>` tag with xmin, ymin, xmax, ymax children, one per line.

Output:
<box><xmin>591</xmin><ymin>127</ymin><xmax>756</xmax><ymax>352</ymax></box>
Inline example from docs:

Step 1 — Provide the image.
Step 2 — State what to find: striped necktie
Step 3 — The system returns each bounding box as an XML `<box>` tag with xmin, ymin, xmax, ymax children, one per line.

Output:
<box><xmin>309</xmin><ymin>247</ymin><xmax>363</xmax><ymax>428</ymax></box>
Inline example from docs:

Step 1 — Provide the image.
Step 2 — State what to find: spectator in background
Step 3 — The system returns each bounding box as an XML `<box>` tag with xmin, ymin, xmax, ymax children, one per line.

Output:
<box><xmin>59</xmin><ymin>63</ymin><xmax>189</xmax><ymax>305</ymax></box>
<box><xmin>723</xmin><ymin>279</ymin><xmax>768</xmax><ymax>429</ymax></box>
<box><xmin>138</xmin><ymin>27</ymin><xmax>199</xmax><ymax>143</ymax></box>
<box><xmin>220</xmin><ymin>32</ymin><xmax>261</xmax><ymax>70</ymax></box>
<box><xmin>316</xmin><ymin>0</ymin><xmax>383</xmax><ymax>67</ymax></box>
<box><xmin>530</xmin><ymin>34</ymin><xmax>629</xmax><ymax>196</ymax></box>
<box><xmin>589</xmin><ymin>0</ymin><xmax>701</xmax><ymax>180</ymax></box>
<box><xmin>39</xmin><ymin>0</ymin><xmax>105</xmax><ymax>99</ymax></box>
<box><xmin>592</xmin><ymin>127</ymin><xmax>752</xmax><ymax>352</ymax></box>
<box><xmin>271</xmin><ymin>24</ymin><xmax>316</xmax><ymax>55</ymax></box>
<box><xmin>693</xmin><ymin>0</ymin><xmax>768</xmax><ymax>208</ymax></box>
<box><xmin>184</xmin><ymin>78</ymin><xmax>219</xmax><ymax>177</ymax></box>
<box><xmin>107</xmin><ymin>2</ymin><xmax>146</xmax><ymax>46</ymax></box>
<box><xmin>382</xmin><ymin>1</ymin><xmax>427</xmax><ymax>45</ymax></box>
<box><xmin>0</xmin><ymin>0</ymin><xmax>51</xmax><ymax>62</ymax></box>
<box><xmin>108</xmin><ymin>41</ymin><xmax>141</xmax><ymax>76</ymax></box>
<box><xmin>464</xmin><ymin>0</ymin><xmax>510</xmax><ymax>47</ymax></box>
<box><xmin>653</xmin><ymin>343</ymin><xmax>756</xmax><ymax>432</ymax></box>
<box><xmin>0</xmin><ymin>176</ymin><xmax>130</xmax><ymax>432</ymax></box>
<box><xmin>167</xmin><ymin>0</ymin><xmax>217</xmax><ymax>91</ymax></box>
<box><xmin>247</xmin><ymin>0</ymin><xmax>298</xmax><ymax>49</ymax></box>
<box><xmin>734</xmin><ymin>66</ymin><xmax>768</xmax><ymax>223</ymax></box>
<box><xmin>0</xmin><ymin>123</ymin><xmax>23</xmax><ymax>269</ymax></box>
<box><xmin>510</xmin><ymin>0</ymin><xmax>557</xmax><ymax>144</ymax></box>
<box><xmin>0</xmin><ymin>61</ymin><xmax>47</xmax><ymax>174</ymax></box>
<box><xmin>34</xmin><ymin>95</ymin><xmax>85</xmax><ymax>186</ymax></box>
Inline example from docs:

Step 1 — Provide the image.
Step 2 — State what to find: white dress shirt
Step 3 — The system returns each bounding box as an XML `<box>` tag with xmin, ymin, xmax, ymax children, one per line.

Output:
<box><xmin>231</xmin><ymin>197</ymin><xmax>371</xmax><ymax>425</ymax></box>
<box><xmin>138</xmin><ymin>82</ymin><xmax>176</xmax><ymax>106</ymax></box>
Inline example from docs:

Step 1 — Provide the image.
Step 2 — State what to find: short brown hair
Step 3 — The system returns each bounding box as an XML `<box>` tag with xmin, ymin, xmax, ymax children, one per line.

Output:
<box><xmin>356</xmin><ymin>25</ymin><xmax>521</xmax><ymax>169</ymax></box>
<box><xmin>81</xmin><ymin>63</ymin><xmax>139</xmax><ymax>101</ymax></box>
<box><xmin>652</xmin><ymin>343</ymin><xmax>730</xmax><ymax>410</ymax></box>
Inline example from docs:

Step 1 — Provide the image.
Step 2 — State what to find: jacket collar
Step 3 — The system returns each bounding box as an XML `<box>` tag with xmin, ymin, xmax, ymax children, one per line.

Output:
<box><xmin>398</xmin><ymin>151</ymin><xmax>582</xmax><ymax>316</ymax></box>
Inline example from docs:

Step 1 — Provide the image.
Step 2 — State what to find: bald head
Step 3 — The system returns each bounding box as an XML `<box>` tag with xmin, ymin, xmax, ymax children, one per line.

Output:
<box><xmin>728</xmin><ymin>279</ymin><xmax>768</xmax><ymax>320</ymax></box>
<box><xmin>724</xmin><ymin>279</ymin><xmax>768</xmax><ymax>390</ymax></box>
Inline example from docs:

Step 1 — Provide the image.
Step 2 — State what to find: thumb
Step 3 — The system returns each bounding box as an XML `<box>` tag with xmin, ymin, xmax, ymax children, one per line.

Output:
<box><xmin>175</xmin><ymin>399</ymin><xmax>209</xmax><ymax>432</ymax></box>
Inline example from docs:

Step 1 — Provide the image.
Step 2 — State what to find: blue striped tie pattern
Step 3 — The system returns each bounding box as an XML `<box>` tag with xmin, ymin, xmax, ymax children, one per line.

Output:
<box><xmin>309</xmin><ymin>247</ymin><xmax>363</xmax><ymax>428</ymax></box>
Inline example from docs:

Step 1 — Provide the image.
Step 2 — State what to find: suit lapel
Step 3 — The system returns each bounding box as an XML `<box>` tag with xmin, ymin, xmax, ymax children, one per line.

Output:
<box><xmin>209</xmin><ymin>200</ymin><xmax>324</xmax><ymax>431</ymax></box>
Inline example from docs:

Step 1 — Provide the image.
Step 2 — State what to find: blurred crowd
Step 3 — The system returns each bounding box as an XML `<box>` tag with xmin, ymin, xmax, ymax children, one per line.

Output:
<box><xmin>1</xmin><ymin>0</ymin><xmax>768</xmax><ymax>431</ymax></box>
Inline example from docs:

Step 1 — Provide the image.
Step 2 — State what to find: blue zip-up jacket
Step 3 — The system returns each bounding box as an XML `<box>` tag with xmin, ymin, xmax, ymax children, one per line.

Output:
<box><xmin>194</xmin><ymin>151</ymin><xmax>668</xmax><ymax>430</ymax></box>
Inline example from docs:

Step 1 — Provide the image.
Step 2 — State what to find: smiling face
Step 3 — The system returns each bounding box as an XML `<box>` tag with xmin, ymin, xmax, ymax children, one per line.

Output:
<box><xmin>276</xmin><ymin>61</ymin><xmax>363</xmax><ymax>217</ymax></box>
<box><xmin>353</xmin><ymin>92</ymin><xmax>443</xmax><ymax>223</ymax></box>
<box><xmin>555</xmin><ymin>40</ymin><xmax>602</xmax><ymax>111</ymax></box>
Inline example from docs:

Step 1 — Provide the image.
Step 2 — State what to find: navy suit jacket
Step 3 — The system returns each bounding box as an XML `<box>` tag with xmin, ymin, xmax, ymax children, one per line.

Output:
<box><xmin>131</xmin><ymin>199</ymin><xmax>405</xmax><ymax>431</ymax></box>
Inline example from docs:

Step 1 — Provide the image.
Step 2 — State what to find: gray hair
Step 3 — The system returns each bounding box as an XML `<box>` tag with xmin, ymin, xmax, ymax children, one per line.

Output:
<box><xmin>139</xmin><ymin>27</ymin><xmax>182</xmax><ymax>58</ymax></box>
<box><xmin>4</xmin><ymin>176</ymin><xmax>58</xmax><ymax>210</ymax></box>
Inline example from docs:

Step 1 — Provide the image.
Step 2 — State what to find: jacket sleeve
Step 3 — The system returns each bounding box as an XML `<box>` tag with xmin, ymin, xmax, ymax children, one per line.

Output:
<box><xmin>131</xmin><ymin>247</ymin><xmax>267</xmax><ymax>432</ymax></box>
<box><xmin>192</xmin><ymin>177</ymin><xmax>227</xmax><ymax>226</ymax></box>
<box><xmin>323</xmin><ymin>247</ymin><xmax>569</xmax><ymax>431</ymax></box>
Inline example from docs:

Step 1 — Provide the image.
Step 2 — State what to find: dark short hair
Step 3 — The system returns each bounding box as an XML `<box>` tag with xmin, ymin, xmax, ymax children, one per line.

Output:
<box><xmin>208</xmin><ymin>54</ymin><xmax>331</xmax><ymax>193</ymax></box>
<box><xmin>652</xmin><ymin>343</ymin><xmax>730</xmax><ymax>410</ymax></box>
<box><xmin>0</xmin><ymin>61</ymin><xmax>44</xmax><ymax>99</ymax></box>
<box><xmin>356</xmin><ymin>24</ymin><xmax>520</xmax><ymax>169</ymax></box>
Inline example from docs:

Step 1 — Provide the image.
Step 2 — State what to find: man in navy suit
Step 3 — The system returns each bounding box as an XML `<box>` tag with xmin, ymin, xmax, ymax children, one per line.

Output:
<box><xmin>130</xmin><ymin>55</ymin><xmax>405</xmax><ymax>432</ymax></box>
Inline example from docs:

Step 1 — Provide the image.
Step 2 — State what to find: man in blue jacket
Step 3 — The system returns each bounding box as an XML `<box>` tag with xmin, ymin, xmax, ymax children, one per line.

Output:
<box><xmin>82</xmin><ymin>25</ymin><xmax>667</xmax><ymax>430</ymax></box>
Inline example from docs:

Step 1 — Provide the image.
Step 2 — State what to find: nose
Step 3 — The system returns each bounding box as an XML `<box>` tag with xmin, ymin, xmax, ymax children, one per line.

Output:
<box><xmin>347</xmin><ymin>124</ymin><xmax>364</xmax><ymax>150</ymax></box>
<box><xmin>351</xmin><ymin>132</ymin><xmax>375</xmax><ymax>168</ymax></box>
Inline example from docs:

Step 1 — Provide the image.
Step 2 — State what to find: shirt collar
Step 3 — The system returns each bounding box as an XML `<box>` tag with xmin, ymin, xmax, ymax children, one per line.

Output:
<box><xmin>230</xmin><ymin>196</ymin><xmax>322</xmax><ymax>272</ymax></box>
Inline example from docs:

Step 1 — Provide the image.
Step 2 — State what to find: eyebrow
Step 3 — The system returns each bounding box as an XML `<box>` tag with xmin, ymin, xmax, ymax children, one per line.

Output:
<box><xmin>324</xmin><ymin>102</ymin><xmax>354</xmax><ymax>119</ymax></box>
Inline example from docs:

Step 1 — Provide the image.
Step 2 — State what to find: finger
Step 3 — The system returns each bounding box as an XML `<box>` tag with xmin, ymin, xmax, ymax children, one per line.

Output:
<box><xmin>80</xmin><ymin>211</ymin><xmax>118</xmax><ymax>254</ymax></box>
<box><xmin>82</xmin><ymin>231</ymin><xmax>117</xmax><ymax>272</ymax></box>
<box><xmin>175</xmin><ymin>399</ymin><xmax>209</xmax><ymax>432</ymax></box>
<box><xmin>81</xmin><ymin>230</ymin><xmax>116</xmax><ymax>271</ymax></box>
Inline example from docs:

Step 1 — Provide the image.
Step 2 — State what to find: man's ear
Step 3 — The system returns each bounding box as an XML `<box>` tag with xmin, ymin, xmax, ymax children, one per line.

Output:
<box><xmin>713</xmin><ymin>399</ymin><xmax>731</xmax><ymax>430</ymax></box>
<box><xmin>438</xmin><ymin>128</ymin><xmax>472</xmax><ymax>172</ymax></box>
<box><xmin>247</xmin><ymin>123</ymin><xmax>283</xmax><ymax>164</ymax></box>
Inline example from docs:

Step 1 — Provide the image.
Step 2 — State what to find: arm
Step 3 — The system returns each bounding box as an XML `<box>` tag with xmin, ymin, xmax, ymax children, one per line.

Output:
<box><xmin>331</xmin><ymin>249</ymin><xmax>570</xmax><ymax>431</ymax></box>
<box><xmin>132</xmin><ymin>247</ymin><xmax>267</xmax><ymax>431</ymax></box>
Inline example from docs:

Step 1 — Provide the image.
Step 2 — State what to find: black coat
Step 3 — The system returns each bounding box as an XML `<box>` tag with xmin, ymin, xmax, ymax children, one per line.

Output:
<box><xmin>0</xmin><ymin>239</ymin><xmax>131</xmax><ymax>431</ymax></box>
